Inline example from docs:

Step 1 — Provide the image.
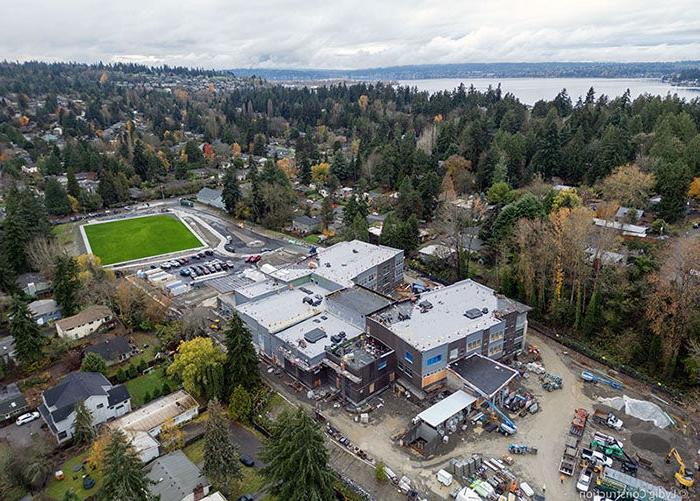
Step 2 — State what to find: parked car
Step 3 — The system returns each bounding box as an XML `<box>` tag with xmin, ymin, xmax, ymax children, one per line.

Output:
<box><xmin>239</xmin><ymin>454</ymin><xmax>255</xmax><ymax>467</ymax></box>
<box><xmin>576</xmin><ymin>470</ymin><xmax>592</xmax><ymax>493</ymax></box>
<box><xmin>16</xmin><ymin>411</ymin><xmax>40</xmax><ymax>426</ymax></box>
<box><xmin>236</xmin><ymin>495</ymin><xmax>254</xmax><ymax>501</ymax></box>
<box><xmin>262</xmin><ymin>247</ymin><xmax>272</xmax><ymax>252</ymax></box>
<box><xmin>160</xmin><ymin>263</ymin><xmax>171</xmax><ymax>270</ymax></box>
<box><xmin>204</xmin><ymin>249</ymin><xmax>214</xmax><ymax>256</ymax></box>
<box><xmin>226</xmin><ymin>260</ymin><xmax>235</xmax><ymax>268</ymax></box>
<box><xmin>213</xmin><ymin>263</ymin><xmax>222</xmax><ymax>271</ymax></box>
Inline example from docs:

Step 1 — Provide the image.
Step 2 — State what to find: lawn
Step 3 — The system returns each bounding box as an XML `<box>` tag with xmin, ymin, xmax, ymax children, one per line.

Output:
<box><xmin>44</xmin><ymin>450</ymin><xmax>102</xmax><ymax>500</ymax></box>
<box><xmin>183</xmin><ymin>439</ymin><xmax>271</xmax><ymax>500</ymax></box>
<box><xmin>107</xmin><ymin>332</ymin><xmax>160</xmax><ymax>378</ymax></box>
<box><xmin>83</xmin><ymin>214</ymin><xmax>202</xmax><ymax>264</ymax></box>
<box><xmin>124</xmin><ymin>367</ymin><xmax>175</xmax><ymax>408</ymax></box>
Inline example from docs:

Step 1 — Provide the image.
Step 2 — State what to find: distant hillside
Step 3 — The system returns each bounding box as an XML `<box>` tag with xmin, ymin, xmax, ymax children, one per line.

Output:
<box><xmin>230</xmin><ymin>61</ymin><xmax>700</xmax><ymax>81</ymax></box>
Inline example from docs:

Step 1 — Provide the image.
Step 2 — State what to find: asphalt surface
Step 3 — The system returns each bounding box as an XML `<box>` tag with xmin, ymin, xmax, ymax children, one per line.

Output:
<box><xmin>0</xmin><ymin>418</ymin><xmax>47</xmax><ymax>449</ymax></box>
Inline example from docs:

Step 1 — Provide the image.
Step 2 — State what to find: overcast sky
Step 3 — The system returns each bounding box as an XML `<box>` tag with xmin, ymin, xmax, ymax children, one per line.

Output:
<box><xmin>2</xmin><ymin>0</ymin><xmax>699</xmax><ymax>69</ymax></box>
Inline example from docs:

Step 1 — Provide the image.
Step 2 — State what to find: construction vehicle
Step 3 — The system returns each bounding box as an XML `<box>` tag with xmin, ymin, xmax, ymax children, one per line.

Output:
<box><xmin>590</xmin><ymin>440</ymin><xmax>639</xmax><ymax>475</ymax></box>
<box><xmin>593</xmin><ymin>409</ymin><xmax>623</xmax><ymax>430</ymax></box>
<box><xmin>179</xmin><ymin>198</ymin><xmax>194</xmax><ymax>207</ymax></box>
<box><xmin>597</xmin><ymin>468</ymin><xmax>682</xmax><ymax>501</ymax></box>
<box><xmin>581</xmin><ymin>370</ymin><xmax>623</xmax><ymax>389</ymax></box>
<box><xmin>665</xmin><ymin>448</ymin><xmax>694</xmax><ymax>488</ymax></box>
<box><xmin>570</xmin><ymin>408</ymin><xmax>589</xmax><ymax>437</ymax></box>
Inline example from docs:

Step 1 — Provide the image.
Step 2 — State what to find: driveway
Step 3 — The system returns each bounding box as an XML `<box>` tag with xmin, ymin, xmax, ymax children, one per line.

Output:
<box><xmin>0</xmin><ymin>418</ymin><xmax>50</xmax><ymax>449</ymax></box>
<box><xmin>230</xmin><ymin>422</ymin><xmax>264</xmax><ymax>466</ymax></box>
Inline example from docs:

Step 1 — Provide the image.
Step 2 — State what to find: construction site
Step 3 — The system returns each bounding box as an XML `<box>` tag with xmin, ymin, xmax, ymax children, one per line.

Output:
<box><xmin>262</xmin><ymin>327</ymin><xmax>699</xmax><ymax>500</ymax></box>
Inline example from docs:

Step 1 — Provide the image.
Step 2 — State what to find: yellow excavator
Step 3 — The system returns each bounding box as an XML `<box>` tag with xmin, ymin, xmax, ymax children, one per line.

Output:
<box><xmin>665</xmin><ymin>448</ymin><xmax>695</xmax><ymax>488</ymax></box>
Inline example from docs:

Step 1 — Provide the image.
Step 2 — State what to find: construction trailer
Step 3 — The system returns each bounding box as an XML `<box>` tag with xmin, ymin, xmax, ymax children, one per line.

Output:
<box><xmin>596</xmin><ymin>468</ymin><xmax>682</xmax><ymax>501</ymax></box>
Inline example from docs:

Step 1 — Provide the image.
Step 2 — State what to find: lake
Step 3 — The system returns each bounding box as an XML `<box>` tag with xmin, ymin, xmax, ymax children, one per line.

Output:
<box><xmin>395</xmin><ymin>78</ymin><xmax>700</xmax><ymax>105</ymax></box>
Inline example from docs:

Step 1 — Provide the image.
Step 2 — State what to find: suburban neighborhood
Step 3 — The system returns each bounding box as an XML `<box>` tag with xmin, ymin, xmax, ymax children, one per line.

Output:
<box><xmin>2</xmin><ymin>14</ymin><xmax>700</xmax><ymax>501</ymax></box>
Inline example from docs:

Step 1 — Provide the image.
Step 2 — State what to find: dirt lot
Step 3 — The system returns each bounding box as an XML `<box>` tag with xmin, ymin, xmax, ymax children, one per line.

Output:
<box><xmin>314</xmin><ymin>330</ymin><xmax>699</xmax><ymax>500</ymax></box>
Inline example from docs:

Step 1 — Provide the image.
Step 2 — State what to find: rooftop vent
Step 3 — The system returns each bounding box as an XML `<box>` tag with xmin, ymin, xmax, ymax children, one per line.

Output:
<box><xmin>304</xmin><ymin>328</ymin><xmax>327</xmax><ymax>344</ymax></box>
<box><xmin>352</xmin><ymin>249</ymin><xmax>359</xmax><ymax>254</ymax></box>
<box><xmin>418</xmin><ymin>300</ymin><xmax>433</xmax><ymax>310</ymax></box>
<box><xmin>464</xmin><ymin>308</ymin><xmax>483</xmax><ymax>319</ymax></box>
<box><xmin>482</xmin><ymin>307</ymin><xmax>489</xmax><ymax>314</ymax></box>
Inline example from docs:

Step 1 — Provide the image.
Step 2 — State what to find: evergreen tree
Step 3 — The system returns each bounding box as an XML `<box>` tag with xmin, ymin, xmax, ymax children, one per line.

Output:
<box><xmin>66</xmin><ymin>167</ymin><xmax>80</xmax><ymax>198</ymax></box>
<box><xmin>350</xmin><ymin>213</ymin><xmax>369</xmax><ymax>242</ymax></box>
<box><xmin>531</xmin><ymin>108</ymin><xmax>561</xmax><ymax>178</ymax></box>
<box><xmin>320</xmin><ymin>196</ymin><xmax>334</xmax><ymax>231</ymax></box>
<box><xmin>261</xmin><ymin>408</ymin><xmax>335</xmax><ymax>501</ymax></box>
<box><xmin>100</xmin><ymin>429</ymin><xmax>152</xmax><ymax>501</ymax></box>
<box><xmin>330</xmin><ymin>150</ymin><xmax>351</xmax><ymax>181</ymax></box>
<box><xmin>223</xmin><ymin>313</ymin><xmax>261</xmax><ymax>390</ymax></box>
<box><xmin>221</xmin><ymin>168</ymin><xmax>241</xmax><ymax>214</ymax></box>
<box><xmin>53</xmin><ymin>255</ymin><xmax>81</xmax><ymax>316</ymax></box>
<box><xmin>73</xmin><ymin>400</ymin><xmax>96</xmax><ymax>446</ymax></box>
<box><xmin>44</xmin><ymin>177</ymin><xmax>71</xmax><ymax>215</ymax></box>
<box><xmin>203</xmin><ymin>400</ymin><xmax>242</xmax><ymax>494</ymax></box>
<box><xmin>656</xmin><ymin>159</ymin><xmax>691</xmax><ymax>222</ymax></box>
<box><xmin>9</xmin><ymin>298</ymin><xmax>43</xmax><ymax>366</ymax></box>
<box><xmin>228</xmin><ymin>385</ymin><xmax>253</xmax><ymax>423</ymax></box>
<box><xmin>299</xmin><ymin>158</ymin><xmax>312</xmax><ymax>185</ymax></box>
<box><xmin>81</xmin><ymin>352</ymin><xmax>108</xmax><ymax>374</ymax></box>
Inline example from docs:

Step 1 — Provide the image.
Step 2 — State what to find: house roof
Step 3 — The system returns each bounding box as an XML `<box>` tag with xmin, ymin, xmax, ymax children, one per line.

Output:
<box><xmin>28</xmin><ymin>299</ymin><xmax>59</xmax><ymax>317</ymax></box>
<box><xmin>42</xmin><ymin>372</ymin><xmax>128</xmax><ymax>424</ymax></box>
<box><xmin>109</xmin><ymin>390</ymin><xmax>198</xmax><ymax>433</ymax></box>
<box><xmin>416</xmin><ymin>390</ymin><xmax>477</xmax><ymax>428</ymax></box>
<box><xmin>85</xmin><ymin>336</ymin><xmax>131</xmax><ymax>362</ymax></box>
<box><xmin>0</xmin><ymin>383</ymin><xmax>28</xmax><ymax>417</ymax></box>
<box><xmin>293</xmin><ymin>215</ymin><xmax>320</xmax><ymax>226</ymax></box>
<box><xmin>55</xmin><ymin>305</ymin><xmax>113</xmax><ymax>332</ymax></box>
<box><xmin>147</xmin><ymin>450</ymin><xmax>209</xmax><ymax>501</ymax></box>
<box><xmin>449</xmin><ymin>354</ymin><xmax>519</xmax><ymax>398</ymax></box>
<box><xmin>0</xmin><ymin>336</ymin><xmax>16</xmax><ymax>359</ymax></box>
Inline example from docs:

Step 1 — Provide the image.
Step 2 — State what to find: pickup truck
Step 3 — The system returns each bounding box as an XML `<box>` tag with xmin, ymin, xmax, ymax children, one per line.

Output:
<box><xmin>593</xmin><ymin>409</ymin><xmax>624</xmax><ymax>431</ymax></box>
<box><xmin>581</xmin><ymin>448</ymin><xmax>613</xmax><ymax>467</ymax></box>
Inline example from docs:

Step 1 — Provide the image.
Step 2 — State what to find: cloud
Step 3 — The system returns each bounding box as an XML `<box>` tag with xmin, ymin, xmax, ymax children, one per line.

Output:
<box><xmin>1</xmin><ymin>0</ymin><xmax>698</xmax><ymax>69</ymax></box>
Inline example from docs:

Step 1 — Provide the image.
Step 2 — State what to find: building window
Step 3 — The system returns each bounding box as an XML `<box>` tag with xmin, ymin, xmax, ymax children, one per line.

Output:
<box><xmin>467</xmin><ymin>338</ymin><xmax>481</xmax><ymax>352</ymax></box>
<box><xmin>488</xmin><ymin>343</ymin><xmax>503</xmax><ymax>357</ymax></box>
<box><xmin>449</xmin><ymin>348</ymin><xmax>459</xmax><ymax>360</ymax></box>
<box><xmin>58</xmin><ymin>431</ymin><xmax>68</xmax><ymax>439</ymax></box>
<box><xmin>404</xmin><ymin>351</ymin><xmax>414</xmax><ymax>364</ymax></box>
<box><xmin>426</xmin><ymin>354</ymin><xmax>442</xmax><ymax>366</ymax></box>
<box><xmin>378</xmin><ymin>359</ymin><xmax>388</xmax><ymax>370</ymax></box>
<box><xmin>490</xmin><ymin>331</ymin><xmax>504</xmax><ymax>343</ymax></box>
<box><xmin>96</xmin><ymin>403</ymin><xmax>104</xmax><ymax>409</ymax></box>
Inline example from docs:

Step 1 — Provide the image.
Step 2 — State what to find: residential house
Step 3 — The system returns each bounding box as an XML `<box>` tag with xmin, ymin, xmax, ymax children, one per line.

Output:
<box><xmin>292</xmin><ymin>215</ymin><xmax>321</xmax><ymax>234</ymax></box>
<box><xmin>15</xmin><ymin>272</ymin><xmax>52</xmax><ymax>297</ymax></box>
<box><xmin>146</xmin><ymin>450</ymin><xmax>211</xmax><ymax>501</ymax></box>
<box><xmin>55</xmin><ymin>305</ymin><xmax>115</xmax><ymax>340</ymax></box>
<box><xmin>85</xmin><ymin>336</ymin><xmax>133</xmax><ymax>366</ymax></box>
<box><xmin>38</xmin><ymin>372</ymin><xmax>131</xmax><ymax>444</ymax></box>
<box><xmin>109</xmin><ymin>390</ymin><xmax>199</xmax><ymax>463</ymax></box>
<box><xmin>0</xmin><ymin>336</ymin><xmax>16</xmax><ymax>363</ymax></box>
<box><xmin>28</xmin><ymin>299</ymin><xmax>62</xmax><ymax>326</ymax></box>
<box><xmin>0</xmin><ymin>383</ymin><xmax>29</xmax><ymax>422</ymax></box>
<box><xmin>615</xmin><ymin>206</ymin><xmax>644</xmax><ymax>223</ymax></box>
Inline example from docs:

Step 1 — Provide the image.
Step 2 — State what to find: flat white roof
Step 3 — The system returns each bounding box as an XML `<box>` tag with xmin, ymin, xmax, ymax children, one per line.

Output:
<box><xmin>372</xmin><ymin>280</ymin><xmax>505</xmax><ymax>351</ymax></box>
<box><xmin>276</xmin><ymin>312</ymin><xmax>363</xmax><ymax>361</ymax></box>
<box><xmin>314</xmin><ymin>240</ymin><xmax>402</xmax><ymax>287</ymax></box>
<box><xmin>235</xmin><ymin>282</ymin><xmax>332</xmax><ymax>333</ymax></box>
<box><xmin>109</xmin><ymin>390</ymin><xmax>197</xmax><ymax>433</ymax></box>
<box><xmin>416</xmin><ymin>390</ymin><xmax>476</xmax><ymax>428</ymax></box>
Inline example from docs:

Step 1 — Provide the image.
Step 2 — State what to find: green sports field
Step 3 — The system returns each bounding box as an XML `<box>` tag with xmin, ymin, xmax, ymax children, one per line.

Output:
<box><xmin>83</xmin><ymin>215</ymin><xmax>203</xmax><ymax>264</ymax></box>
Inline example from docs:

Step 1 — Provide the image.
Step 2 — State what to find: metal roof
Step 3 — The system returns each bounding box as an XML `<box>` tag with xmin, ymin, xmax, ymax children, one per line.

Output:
<box><xmin>109</xmin><ymin>390</ymin><xmax>198</xmax><ymax>433</ymax></box>
<box><xmin>450</xmin><ymin>354</ymin><xmax>519</xmax><ymax>398</ymax></box>
<box><xmin>416</xmin><ymin>390</ymin><xmax>476</xmax><ymax>428</ymax></box>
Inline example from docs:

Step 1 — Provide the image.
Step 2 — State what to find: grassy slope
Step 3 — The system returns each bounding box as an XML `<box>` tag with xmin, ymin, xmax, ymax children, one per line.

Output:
<box><xmin>83</xmin><ymin>215</ymin><xmax>201</xmax><ymax>264</ymax></box>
